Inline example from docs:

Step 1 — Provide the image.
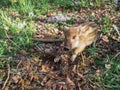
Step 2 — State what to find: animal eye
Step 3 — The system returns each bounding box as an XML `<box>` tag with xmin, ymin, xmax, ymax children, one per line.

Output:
<box><xmin>72</xmin><ymin>36</ymin><xmax>76</xmax><ymax>39</ymax></box>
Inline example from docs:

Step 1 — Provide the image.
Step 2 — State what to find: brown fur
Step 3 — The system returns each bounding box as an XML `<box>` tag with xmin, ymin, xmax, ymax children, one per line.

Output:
<box><xmin>63</xmin><ymin>22</ymin><xmax>100</xmax><ymax>61</ymax></box>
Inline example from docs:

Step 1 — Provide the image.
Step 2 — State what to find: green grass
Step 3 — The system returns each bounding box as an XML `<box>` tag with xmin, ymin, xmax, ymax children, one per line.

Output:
<box><xmin>102</xmin><ymin>55</ymin><xmax>120</xmax><ymax>89</ymax></box>
<box><xmin>49</xmin><ymin>0</ymin><xmax>110</xmax><ymax>9</ymax></box>
<box><xmin>89</xmin><ymin>55</ymin><xmax>120</xmax><ymax>90</ymax></box>
<box><xmin>86</xmin><ymin>47</ymin><xmax>100</xmax><ymax>57</ymax></box>
<box><xmin>0</xmin><ymin>9</ymin><xmax>36</xmax><ymax>53</ymax></box>
<box><xmin>101</xmin><ymin>16</ymin><xmax>111</xmax><ymax>34</ymax></box>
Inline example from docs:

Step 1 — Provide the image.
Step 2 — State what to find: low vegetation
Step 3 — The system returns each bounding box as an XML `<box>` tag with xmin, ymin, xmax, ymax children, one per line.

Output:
<box><xmin>0</xmin><ymin>0</ymin><xmax>120</xmax><ymax>90</ymax></box>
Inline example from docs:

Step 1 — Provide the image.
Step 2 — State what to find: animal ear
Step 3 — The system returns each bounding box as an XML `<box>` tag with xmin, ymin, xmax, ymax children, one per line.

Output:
<box><xmin>64</xmin><ymin>26</ymin><xmax>69</xmax><ymax>31</ymax></box>
<box><xmin>63</xmin><ymin>26</ymin><xmax>69</xmax><ymax>33</ymax></box>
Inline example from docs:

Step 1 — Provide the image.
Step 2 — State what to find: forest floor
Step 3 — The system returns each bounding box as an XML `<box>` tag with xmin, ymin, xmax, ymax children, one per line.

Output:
<box><xmin>0</xmin><ymin>1</ymin><xmax>120</xmax><ymax>90</ymax></box>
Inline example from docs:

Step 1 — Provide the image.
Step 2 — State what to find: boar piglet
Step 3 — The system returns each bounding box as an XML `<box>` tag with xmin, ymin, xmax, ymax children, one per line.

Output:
<box><xmin>63</xmin><ymin>22</ymin><xmax>100</xmax><ymax>61</ymax></box>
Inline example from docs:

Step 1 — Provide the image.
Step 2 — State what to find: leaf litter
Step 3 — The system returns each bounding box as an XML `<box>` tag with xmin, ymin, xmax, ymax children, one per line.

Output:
<box><xmin>1</xmin><ymin>2</ymin><xmax>120</xmax><ymax>90</ymax></box>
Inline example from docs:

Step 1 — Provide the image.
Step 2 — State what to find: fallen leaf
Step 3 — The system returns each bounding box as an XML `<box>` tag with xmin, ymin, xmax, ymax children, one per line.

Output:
<box><xmin>12</xmin><ymin>76</ymin><xmax>19</xmax><ymax>83</ymax></box>
<box><xmin>41</xmin><ymin>65</ymin><xmax>50</xmax><ymax>72</ymax></box>
<box><xmin>19</xmin><ymin>50</ymin><xmax>28</xmax><ymax>56</ymax></box>
<box><xmin>102</xmin><ymin>35</ymin><xmax>109</xmax><ymax>42</ymax></box>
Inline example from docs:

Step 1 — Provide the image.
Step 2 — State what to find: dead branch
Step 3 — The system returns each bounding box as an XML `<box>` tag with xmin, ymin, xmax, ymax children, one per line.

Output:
<box><xmin>2</xmin><ymin>63</ymin><xmax>10</xmax><ymax>90</ymax></box>
<box><xmin>33</xmin><ymin>38</ymin><xmax>64</xmax><ymax>43</ymax></box>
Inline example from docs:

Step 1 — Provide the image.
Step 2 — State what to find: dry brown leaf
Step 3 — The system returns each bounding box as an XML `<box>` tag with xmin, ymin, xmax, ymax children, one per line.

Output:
<box><xmin>95</xmin><ymin>69</ymin><xmax>102</xmax><ymax>78</ymax></box>
<box><xmin>20</xmin><ymin>79</ymin><xmax>25</xmax><ymax>87</ymax></box>
<box><xmin>66</xmin><ymin>76</ymin><xmax>75</xmax><ymax>86</ymax></box>
<box><xmin>26</xmin><ymin>64</ymin><xmax>30</xmax><ymax>71</ymax></box>
<box><xmin>102</xmin><ymin>35</ymin><xmax>109</xmax><ymax>42</ymax></box>
<box><xmin>19</xmin><ymin>50</ymin><xmax>28</xmax><ymax>56</ymax></box>
<box><xmin>105</xmin><ymin>64</ymin><xmax>111</xmax><ymax>69</ymax></box>
<box><xmin>41</xmin><ymin>65</ymin><xmax>50</xmax><ymax>72</ymax></box>
<box><xmin>41</xmin><ymin>76</ymin><xmax>49</xmax><ymax>86</ymax></box>
<box><xmin>30</xmin><ymin>74</ymin><xmax>34</xmax><ymax>81</ymax></box>
<box><xmin>12</xmin><ymin>76</ymin><xmax>19</xmax><ymax>83</ymax></box>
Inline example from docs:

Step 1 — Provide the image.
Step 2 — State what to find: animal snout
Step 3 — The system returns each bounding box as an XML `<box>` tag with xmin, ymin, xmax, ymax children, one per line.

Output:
<box><xmin>64</xmin><ymin>41</ymin><xmax>71</xmax><ymax>51</ymax></box>
<box><xmin>64</xmin><ymin>46</ymin><xmax>70</xmax><ymax>51</ymax></box>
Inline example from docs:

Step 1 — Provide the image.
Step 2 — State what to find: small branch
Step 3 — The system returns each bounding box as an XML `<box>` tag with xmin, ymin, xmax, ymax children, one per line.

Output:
<box><xmin>111</xmin><ymin>52</ymin><xmax>120</xmax><ymax>60</ymax></box>
<box><xmin>2</xmin><ymin>63</ymin><xmax>10</xmax><ymax>90</ymax></box>
<box><xmin>33</xmin><ymin>38</ymin><xmax>64</xmax><ymax>43</ymax></box>
<box><xmin>16</xmin><ymin>60</ymin><xmax>23</xmax><ymax>69</ymax></box>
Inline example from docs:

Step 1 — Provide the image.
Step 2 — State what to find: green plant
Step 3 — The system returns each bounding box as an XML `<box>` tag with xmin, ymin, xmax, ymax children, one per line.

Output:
<box><xmin>0</xmin><ymin>9</ymin><xmax>11</xmax><ymax>38</ymax></box>
<box><xmin>0</xmin><ymin>0</ymin><xmax>10</xmax><ymax>5</ymax></box>
<box><xmin>89</xmin><ymin>74</ymin><xmax>105</xmax><ymax>89</ymax></box>
<box><xmin>79</xmin><ymin>0</ymin><xmax>90</xmax><ymax>8</ymax></box>
<box><xmin>12</xmin><ymin>0</ymin><xmax>34</xmax><ymax>15</ymax></box>
<box><xmin>0</xmin><ymin>41</ymin><xmax>8</xmax><ymax>56</ymax></box>
<box><xmin>0</xmin><ymin>8</ymin><xmax>36</xmax><ymax>54</ymax></box>
<box><xmin>50</xmin><ymin>0</ymin><xmax>73</xmax><ymax>7</ymax></box>
<box><xmin>12</xmin><ymin>22</ymin><xmax>36</xmax><ymax>51</ymax></box>
<box><xmin>90</xmin><ymin>55</ymin><xmax>120</xmax><ymax>90</ymax></box>
<box><xmin>33</xmin><ymin>0</ymin><xmax>50</xmax><ymax>15</ymax></box>
<box><xmin>86</xmin><ymin>47</ymin><xmax>100</xmax><ymax>57</ymax></box>
<box><xmin>102</xmin><ymin>16</ymin><xmax>111</xmax><ymax>34</ymax></box>
<box><xmin>66</xmin><ymin>18</ymin><xmax>75</xmax><ymax>24</ymax></box>
<box><xmin>102</xmin><ymin>55</ymin><xmax>120</xmax><ymax>89</ymax></box>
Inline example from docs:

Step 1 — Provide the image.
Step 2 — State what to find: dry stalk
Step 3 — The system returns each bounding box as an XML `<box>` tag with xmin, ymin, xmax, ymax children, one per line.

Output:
<box><xmin>2</xmin><ymin>63</ymin><xmax>10</xmax><ymax>90</ymax></box>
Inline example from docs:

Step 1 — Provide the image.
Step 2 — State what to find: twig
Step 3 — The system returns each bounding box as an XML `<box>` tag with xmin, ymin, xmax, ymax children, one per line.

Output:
<box><xmin>112</xmin><ymin>24</ymin><xmax>120</xmax><ymax>36</ymax></box>
<box><xmin>23</xmin><ymin>86</ymin><xmax>41</xmax><ymax>90</ymax></box>
<box><xmin>16</xmin><ymin>60</ymin><xmax>23</xmax><ymax>69</ymax></box>
<box><xmin>33</xmin><ymin>38</ymin><xmax>64</xmax><ymax>43</ymax></box>
<box><xmin>2</xmin><ymin>63</ymin><xmax>10</xmax><ymax>90</ymax></box>
<box><xmin>81</xmin><ymin>53</ymin><xmax>85</xmax><ymax>65</ymax></box>
<box><xmin>115</xmin><ymin>52</ymin><xmax>120</xmax><ymax>57</ymax></box>
<box><xmin>111</xmin><ymin>52</ymin><xmax>120</xmax><ymax>60</ymax></box>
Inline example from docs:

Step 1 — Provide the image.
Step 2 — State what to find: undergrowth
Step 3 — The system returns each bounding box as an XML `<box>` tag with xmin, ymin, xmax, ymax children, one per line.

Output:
<box><xmin>0</xmin><ymin>0</ymin><xmax>119</xmax><ymax>90</ymax></box>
